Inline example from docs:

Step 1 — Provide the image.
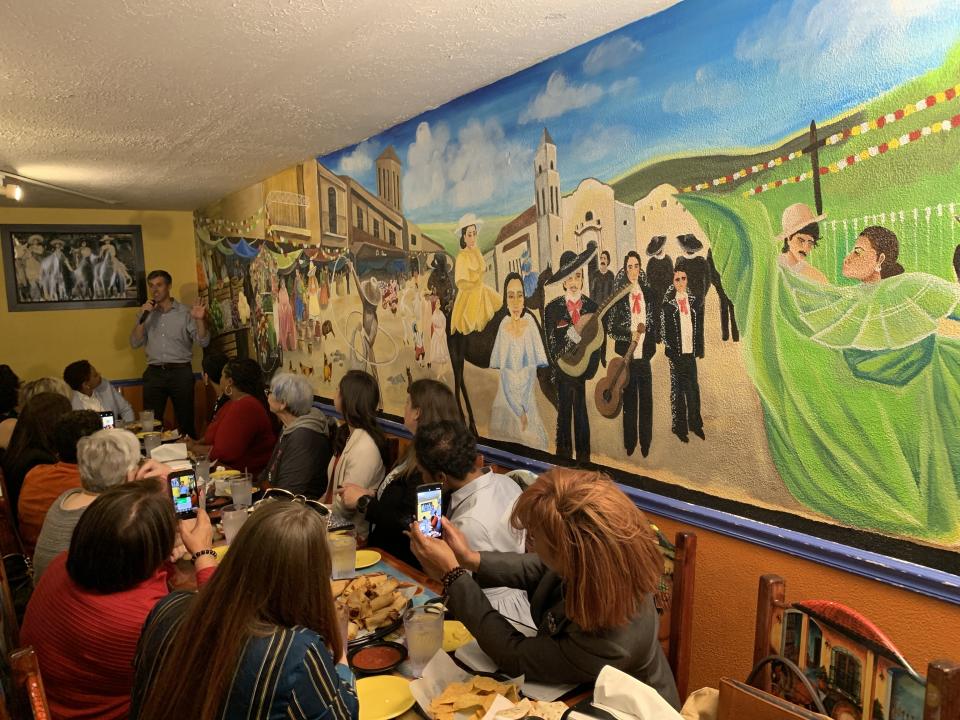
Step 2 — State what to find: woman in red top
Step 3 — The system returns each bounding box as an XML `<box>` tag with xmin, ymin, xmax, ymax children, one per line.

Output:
<box><xmin>198</xmin><ymin>358</ymin><xmax>277</xmax><ymax>476</ymax></box>
<box><xmin>20</xmin><ymin>479</ymin><xmax>217</xmax><ymax>720</ymax></box>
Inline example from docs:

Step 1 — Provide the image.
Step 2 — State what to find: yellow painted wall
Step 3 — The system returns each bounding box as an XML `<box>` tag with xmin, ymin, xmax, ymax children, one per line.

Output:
<box><xmin>647</xmin><ymin>512</ymin><xmax>960</xmax><ymax>694</ymax></box>
<box><xmin>0</xmin><ymin>207</ymin><xmax>198</xmax><ymax>382</ymax></box>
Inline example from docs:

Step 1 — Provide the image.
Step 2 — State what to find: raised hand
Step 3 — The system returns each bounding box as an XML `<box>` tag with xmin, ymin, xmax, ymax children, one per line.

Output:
<box><xmin>190</xmin><ymin>297</ymin><xmax>208</xmax><ymax>320</ymax></box>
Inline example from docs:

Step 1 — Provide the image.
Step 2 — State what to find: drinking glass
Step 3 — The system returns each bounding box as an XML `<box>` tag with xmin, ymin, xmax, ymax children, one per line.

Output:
<box><xmin>403</xmin><ymin>605</ymin><xmax>444</xmax><ymax>676</ymax></box>
<box><xmin>221</xmin><ymin>504</ymin><xmax>249</xmax><ymax>544</ymax></box>
<box><xmin>140</xmin><ymin>409</ymin><xmax>155</xmax><ymax>428</ymax></box>
<box><xmin>230</xmin><ymin>475</ymin><xmax>253</xmax><ymax>506</ymax></box>
<box><xmin>328</xmin><ymin>531</ymin><xmax>357</xmax><ymax>580</ymax></box>
<box><xmin>194</xmin><ymin>454</ymin><xmax>211</xmax><ymax>489</ymax></box>
<box><xmin>143</xmin><ymin>433</ymin><xmax>162</xmax><ymax>456</ymax></box>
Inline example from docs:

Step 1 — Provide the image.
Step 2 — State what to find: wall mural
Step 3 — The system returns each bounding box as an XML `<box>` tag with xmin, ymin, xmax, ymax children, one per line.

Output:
<box><xmin>196</xmin><ymin>0</ymin><xmax>960</xmax><ymax>557</ymax></box>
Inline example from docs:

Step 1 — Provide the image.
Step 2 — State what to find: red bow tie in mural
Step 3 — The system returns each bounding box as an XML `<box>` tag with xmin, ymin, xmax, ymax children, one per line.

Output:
<box><xmin>566</xmin><ymin>298</ymin><xmax>582</xmax><ymax>324</ymax></box>
<box><xmin>678</xmin><ymin>297</ymin><xmax>689</xmax><ymax>315</ymax></box>
<box><xmin>632</xmin><ymin>292</ymin><xmax>643</xmax><ymax>314</ymax></box>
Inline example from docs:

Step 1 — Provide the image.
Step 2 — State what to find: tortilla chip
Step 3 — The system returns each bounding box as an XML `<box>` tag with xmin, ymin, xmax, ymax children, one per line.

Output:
<box><xmin>451</xmin><ymin>693</ymin><xmax>487</xmax><ymax>711</ymax></box>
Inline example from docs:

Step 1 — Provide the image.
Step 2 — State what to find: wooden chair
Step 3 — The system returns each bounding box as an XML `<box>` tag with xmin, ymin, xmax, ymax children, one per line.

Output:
<box><xmin>8</xmin><ymin>647</ymin><xmax>50</xmax><ymax>720</ymax></box>
<box><xmin>0</xmin><ymin>555</ymin><xmax>20</xmax><ymax>655</ymax></box>
<box><xmin>719</xmin><ymin>677</ymin><xmax>830</xmax><ymax>719</ymax></box>
<box><xmin>0</xmin><ymin>470</ymin><xmax>24</xmax><ymax>558</ymax></box>
<box><xmin>752</xmin><ymin>574</ymin><xmax>960</xmax><ymax>720</ymax></box>
<box><xmin>656</xmin><ymin>530</ymin><xmax>696</xmax><ymax>702</ymax></box>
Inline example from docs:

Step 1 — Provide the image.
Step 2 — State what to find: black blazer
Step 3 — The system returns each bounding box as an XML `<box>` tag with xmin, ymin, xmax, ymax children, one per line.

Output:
<box><xmin>446</xmin><ymin>552</ymin><xmax>681</xmax><ymax>708</ymax></box>
<box><xmin>604</xmin><ymin>274</ymin><xmax>658</xmax><ymax>361</ymax></box>
<box><xmin>543</xmin><ymin>294</ymin><xmax>602</xmax><ymax>381</ymax></box>
<box><xmin>661</xmin><ymin>290</ymin><xmax>704</xmax><ymax>359</ymax></box>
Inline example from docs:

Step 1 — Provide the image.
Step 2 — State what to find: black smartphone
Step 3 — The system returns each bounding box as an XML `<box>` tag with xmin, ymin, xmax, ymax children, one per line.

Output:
<box><xmin>98</xmin><ymin>411</ymin><xmax>115</xmax><ymax>429</ymax></box>
<box><xmin>416</xmin><ymin>482</ymin><xmax>442</xmax><ymax>538</ymax></box>
<box><xmin>169</xmin><ymin>469</ymin><xmax>199</xmax><ymax>519</ymax></box>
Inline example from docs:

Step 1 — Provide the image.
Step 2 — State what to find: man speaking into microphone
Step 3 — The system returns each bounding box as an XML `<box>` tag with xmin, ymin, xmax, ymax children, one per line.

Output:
<box><xmin>129</xmin><ymin>270</ymin><xmax>209</xmax><ymax>438</ymax></box>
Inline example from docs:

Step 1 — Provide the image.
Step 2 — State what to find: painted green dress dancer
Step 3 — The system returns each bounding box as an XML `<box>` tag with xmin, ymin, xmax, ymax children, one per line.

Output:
<box><xmin>682</xmin><ymin>194</ymin><xmax>960</xmax><ymax>541</ymax></box>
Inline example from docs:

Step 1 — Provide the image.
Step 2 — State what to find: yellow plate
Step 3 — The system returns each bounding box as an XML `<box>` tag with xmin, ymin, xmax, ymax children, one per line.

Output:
<box><xmin>211</xmin><ymin>469</ymin><xmax>242</xmax><ymax>479</ymax></box>
<box><xmin>357</xmin><ymin>675</ymin><xmax>414</xmax><ymax>720</ymax></box>
<box><xmin>443</xmin><ymin>620</ymin><xmax>474</xmax><ymax>652</ymax></box>
<box><xmin>355</xmin><ymin>549</ymin><xmax>381</xmax><ymax>570</ymax></box>
<box><xmin>212</xmin><ymin>544</ymin><xmax>229</xmax><ymax>562</ymax></box>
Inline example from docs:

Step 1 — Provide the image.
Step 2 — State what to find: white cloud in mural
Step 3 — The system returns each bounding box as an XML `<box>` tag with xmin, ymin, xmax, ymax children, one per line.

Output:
<box><xmin>609</xmin><ymin>77</ymin><xmax>640</xmax><ymax>96</ymax></box>
<box><xmin>403</xmin><ymin>118</ymin><xmax>532</xmax><ymax>213</ymax></box>
<box><xmin>337</xmin><ymin>139</ymin><xmax>377</xmax><ymax>175</ymax></box>
<box><xmin>582</xmin><ymin>35</ymin><xmax>644</xmax><ymax>75</ymax></box>
<box><xmin>661</xmin><ymin>66</ymin><xmax>740</xmax><ymax>115</ymax></box>
<box><xmin>570</xmin><ymin>125</ymin><xmax>637</xmax><ymax>165</ymax></box>
<box><xmin>519</xmin><ymin>72</ymin><xmax>604</xmax><ymax>124</ymax></box>
<box><xmin>405</xmin><ymin>121</ymin><xmax>450</xmax><ymax>210</ymax></box>
<box><xmin>735</xmin><ymin>0</ymin><xmax>954</xmax><ymax>77</ymax></box>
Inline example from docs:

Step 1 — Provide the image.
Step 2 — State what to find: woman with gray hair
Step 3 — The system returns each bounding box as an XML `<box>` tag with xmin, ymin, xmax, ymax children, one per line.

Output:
<box><xmin>261</xmin><ymin>373</ymin><xmax>332</xmax><ymax>498</ymax></box>
<box><xmin>33</xmin><ymin>428</ymin><xmax>141</xmax><ymax>578</ymax></box>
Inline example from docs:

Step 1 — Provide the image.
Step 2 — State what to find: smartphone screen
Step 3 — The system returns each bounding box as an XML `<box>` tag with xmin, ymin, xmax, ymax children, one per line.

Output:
<box><xmin>99</xmin><ymin>411</ymin><xmax>115</xmax><ymax>429</ymax></box>
<box><xmin>416</xmin><ymin>483</ymin><xmax>442</xmax><ymax>538</ymax></box>
<box><xmin>169</xmin><ymin>470</ymin><xmax>199</xmax><ymax>519</ymax></box>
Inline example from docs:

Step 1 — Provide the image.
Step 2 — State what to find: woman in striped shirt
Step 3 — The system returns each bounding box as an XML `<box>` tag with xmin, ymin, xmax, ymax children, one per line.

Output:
<box><xmin>131</xmin><ymin>500</ymin><xmax>357</xmax><ymax>720</ymax></box>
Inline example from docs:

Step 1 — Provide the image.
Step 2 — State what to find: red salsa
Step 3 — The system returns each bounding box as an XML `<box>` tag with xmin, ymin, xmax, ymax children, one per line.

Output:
<box><xmin>351</xmin><ymin>644</ymin><xmax>404</xmax><ymax>671</ymax></box>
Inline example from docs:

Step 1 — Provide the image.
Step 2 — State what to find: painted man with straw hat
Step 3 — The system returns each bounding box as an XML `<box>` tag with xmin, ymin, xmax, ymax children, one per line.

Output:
<box><xmin>450</xmin><ymin>213</ymin><xmax>502</xmax><ymax>334</ymax></box>
<box><xmin>776</xmin><ymin>203</ymin><xmax>828</xmax><ymax>284</ymax></box>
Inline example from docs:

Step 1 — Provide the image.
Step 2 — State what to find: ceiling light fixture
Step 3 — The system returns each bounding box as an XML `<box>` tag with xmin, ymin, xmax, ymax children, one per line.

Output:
<box><xmin>0</xmin><ymin>170</ymin><xmax>119</xmax><ymax>205</ymax></box>
<box><xmin>1</xmin><ymin>179</ymin><xmax>24</xmax><ymax>201</ymax></box>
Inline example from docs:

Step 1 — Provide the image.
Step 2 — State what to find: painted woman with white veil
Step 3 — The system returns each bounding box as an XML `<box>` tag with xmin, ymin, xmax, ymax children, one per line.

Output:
<box><xmin>489</xmin><ymin>273</ymin><xmax>549</xmax><ymax>451</ymax></box>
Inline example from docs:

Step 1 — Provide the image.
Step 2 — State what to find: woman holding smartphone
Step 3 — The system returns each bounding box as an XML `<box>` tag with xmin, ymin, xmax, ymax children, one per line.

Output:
<box><xmin>132</xmin><ymin>501</ymin><xmax>357</xmax><ymax>720</ymax></box>
<box><xmin>408</xmin><ymin>468</ymin><xmax>681</xmax><ymax>708</ymax></box>
<box><xmin>338</xmin><ymin>378</ymin><xmax>461</xmax><ymax>568</ymax></box>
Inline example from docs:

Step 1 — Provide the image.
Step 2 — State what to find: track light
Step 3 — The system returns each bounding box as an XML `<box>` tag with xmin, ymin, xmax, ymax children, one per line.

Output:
<box><xmin>1</xmin><ymin>179</ymin><xmax>23</xmax><ymax>201</ymax></box>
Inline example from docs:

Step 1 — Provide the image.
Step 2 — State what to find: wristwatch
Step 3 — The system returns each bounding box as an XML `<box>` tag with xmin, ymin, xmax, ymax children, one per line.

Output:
<box><xmin>356</xmin><ymin>494</ymin><xmax>372</xmax><ymax>514</ymax></box>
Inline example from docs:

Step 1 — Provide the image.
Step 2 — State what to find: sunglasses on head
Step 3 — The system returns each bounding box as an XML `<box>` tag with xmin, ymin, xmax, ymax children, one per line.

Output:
<box><xmin>256</xmin><ymin>488</ymin><xmax>331</xmax><ymax>518</ymax></box>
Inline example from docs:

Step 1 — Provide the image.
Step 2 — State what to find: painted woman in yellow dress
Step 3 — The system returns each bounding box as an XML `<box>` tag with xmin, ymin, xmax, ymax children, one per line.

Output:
<box><xmin>450</xmin><ymin>213</ymin><xmax>501</xmax><ymax>334</ymax></box>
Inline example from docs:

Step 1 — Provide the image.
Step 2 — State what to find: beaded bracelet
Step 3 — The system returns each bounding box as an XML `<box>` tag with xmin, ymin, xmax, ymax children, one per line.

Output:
<box><xmin>191</xmin><ymin>548</ymin><xmax>217</xmax><ymax>563</ymax></box>
<box><xmin>441</xmin><ymin>566</ymin><xmax>469</xmax><ymax>594</ymax></box>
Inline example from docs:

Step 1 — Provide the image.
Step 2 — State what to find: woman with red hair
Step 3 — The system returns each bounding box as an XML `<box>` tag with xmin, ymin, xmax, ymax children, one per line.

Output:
<box><xmin>409</xmin><ymin>468</ymin><xmax>680</xmax><ymax>707</ymax></box>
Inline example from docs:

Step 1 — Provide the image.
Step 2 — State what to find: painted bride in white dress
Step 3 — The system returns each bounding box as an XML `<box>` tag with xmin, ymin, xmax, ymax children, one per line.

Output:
<box><xmin>489</xmin><ymin>273</ymin><xmax>549</xmax><ymax>450</ymax></box>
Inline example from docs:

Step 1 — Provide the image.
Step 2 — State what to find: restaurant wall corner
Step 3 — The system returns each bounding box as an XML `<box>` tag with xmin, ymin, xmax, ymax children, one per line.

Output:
<box><xmin>0</xmin><ymin>207</ymin><xmax>198</xmax><ymax>381</ymax></box>
<box><xmin>647</xmin><ymin>512</ymin><xmax>960</xmax><ymax>695</ymax></box>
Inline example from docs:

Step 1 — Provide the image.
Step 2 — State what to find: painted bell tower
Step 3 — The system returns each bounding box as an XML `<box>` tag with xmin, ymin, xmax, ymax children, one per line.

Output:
<box><xmin>534</xmin><ymin>127</ymin><xmax>562</xmax><ymax>272</ymax></box>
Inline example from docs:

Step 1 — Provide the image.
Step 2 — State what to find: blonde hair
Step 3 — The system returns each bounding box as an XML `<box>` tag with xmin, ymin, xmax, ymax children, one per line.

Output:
<box><xmin>19</xmin><ymin>377</ymin><xmax>71</xmax><ymax>405</ymax></box>
<box><xmin>511</xmin><ymin>469</ymin><xmax>662</xmax><ymax>632</ymax></box>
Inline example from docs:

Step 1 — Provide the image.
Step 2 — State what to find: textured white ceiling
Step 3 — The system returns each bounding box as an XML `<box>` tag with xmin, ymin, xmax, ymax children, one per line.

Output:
<box><xmin>0</xmin><ymin>0</ymin><xmax>679</xmax><ymax>210</ymax></box>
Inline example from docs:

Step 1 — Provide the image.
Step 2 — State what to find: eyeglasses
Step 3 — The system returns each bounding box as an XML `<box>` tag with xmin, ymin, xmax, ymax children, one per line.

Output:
<box><xmin>256</xmin><ymin>487</ymin><xmax>331</xmax><ymax>518</ymax></box>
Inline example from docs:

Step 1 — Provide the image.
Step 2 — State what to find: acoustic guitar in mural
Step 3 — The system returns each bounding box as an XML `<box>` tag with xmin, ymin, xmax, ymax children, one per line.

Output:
<box><xmin>594</xmin><ymin>327</ymin><xmax>643</xmax><ymax>418</ymax></box>
<box><xmin>556</xmin><ymin>283</ymin><xmax>631</xmax><ymax>377</ymax></box>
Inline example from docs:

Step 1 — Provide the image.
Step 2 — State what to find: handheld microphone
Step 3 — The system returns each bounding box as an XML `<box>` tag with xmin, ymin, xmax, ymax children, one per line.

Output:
<box><xmin>138</xmin><ymin>299</ymin><xmax>157</xmax><ymax>325</ymax></box>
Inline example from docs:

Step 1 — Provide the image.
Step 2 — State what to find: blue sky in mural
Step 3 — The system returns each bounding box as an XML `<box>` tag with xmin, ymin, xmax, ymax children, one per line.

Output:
<box><xmin>319</xmin><ymin>0</ymin><xmax>960</xmax><ymax>224</ymax></box>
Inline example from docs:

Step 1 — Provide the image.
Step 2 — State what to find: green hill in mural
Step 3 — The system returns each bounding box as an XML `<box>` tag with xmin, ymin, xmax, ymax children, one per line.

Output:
<box><xmin>418</xmin><ymin>213</ymin><xmax>515</xmax><ymax>256</ymax></box>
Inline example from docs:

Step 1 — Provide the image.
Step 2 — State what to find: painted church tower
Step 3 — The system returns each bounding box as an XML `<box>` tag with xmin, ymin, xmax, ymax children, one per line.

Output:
<box><xmin>534</xmin><ymin>128</ymin><xmax>562</xmax><ymax>272</ymax></box>
<box><xmin>377</xmin><ymin>146</ymin><xmax>402</xmax><ymax>213</ymax></box>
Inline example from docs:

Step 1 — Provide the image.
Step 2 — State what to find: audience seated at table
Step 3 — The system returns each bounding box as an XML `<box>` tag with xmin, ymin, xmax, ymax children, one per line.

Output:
<box><xmin>33</xmin><ymin>428</ymin><xmax>141</xmax><ymax>578</ymax></box>
<box><xmin>409</xmin><ymin>468</ymin><xmax>681</xmax><ymax>708</ymax></box>
<box><xmin>18</xmin><ymin>409</ymin><xmax>103</xmax><ymax>552</ymax></box>
<box><xmin>201</xmin><ymin>350</ymin><xmax>230</xmax><ymax>419</ymax></box>
<box><xmin>339</xmin><ymin>379</ymin><xmax>461</xmax><ymax>569</ymax></box>
<box><xmin>2</xmin><ymin>391</ymin><xmax>72</xmax><ymax>521</ymax></box>
<box><xmin>193</xmin><ymin>358</ymin><xmax>277</xmax><ymax>476</ymax></box>
<box><xmin>0</xmin><ymin>364</ymin><xmax>21</xmax><ymax>451</ymax></box>
<box><xmin>416</xmin><ymin>420</ymin><xmax>535</xmax><ymax>629</ymax></box>
<box><xmin>21</xmin><ymin>480</ymin><xmax>216</xmax><ymax>720</ymax></box>
<box><xmin>261</xmin><ymin>372</ymin><xmax>333</xmax><ymax>498</ymax></box>
<box><xmin>329</xmin><ymin>369</ymin><xmax>387</xmax><ymax>539</ymax></box>
<box><xmin>1</xmin><ymin>375</ymin><xmax>72</xmax><ymax>456</ymax></box>
<box><xmin>63</xmin><ymin>359</ymin><xmax>135</xmax><ymax>423</ymax></box>
<box><xmin>131</xmin><ymin>500</ymin><xmax>357</xmax><ymax>720</ymax></box>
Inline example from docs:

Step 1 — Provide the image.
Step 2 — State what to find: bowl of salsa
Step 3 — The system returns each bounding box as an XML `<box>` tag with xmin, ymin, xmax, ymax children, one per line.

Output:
<box><xmin>348</xmin><ymin>641</ymin><xmax>407</xmax><ymax>675</ymax></box>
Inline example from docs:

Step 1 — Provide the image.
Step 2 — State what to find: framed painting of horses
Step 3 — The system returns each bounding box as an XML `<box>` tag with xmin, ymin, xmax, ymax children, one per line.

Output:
<box><xmin>1</xmin><ymin>224</ymin><xmax>145</xmax><ymax>311</ymax></box>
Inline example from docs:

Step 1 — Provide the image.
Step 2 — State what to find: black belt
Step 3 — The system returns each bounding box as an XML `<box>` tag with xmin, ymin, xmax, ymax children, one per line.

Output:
<box><xmin>149</xmin><ymin>362</ymin><xmax>192</xmax><ymax>370</ymax></box>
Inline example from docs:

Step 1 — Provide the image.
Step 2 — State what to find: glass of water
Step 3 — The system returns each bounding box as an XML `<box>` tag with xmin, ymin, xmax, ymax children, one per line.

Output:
<box><xmin>194</xmin><ymin>454</ymin><xmax>211</xmax><ymax>489</ymax></box>
<box><xmin>140</xmin><ymin>409</ymin><xmax>155</xmax><ymax>428</ymax></box>
<box><xmin>328</xmin><ymin>531</ymin><xmax>357</xmax><ymax>580</ymax></box>
<box><xmin>143</xmin><ymin>432</ymin><xmax>162</xmax><ymax>456</ymax></box>
<box><xmin>230</xmin><ymin>475</ymin><xmax>254</xmax><ymax>506</ymax></box>
<box><xmin>221</xmin><ymin>504</ymin><xmax>249</xmax><ymax>544</ymax></box>
<box><xmin>403</xmin><ymin>604</ymin><xmax>444</xmax><ymax>676</ymax></box>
